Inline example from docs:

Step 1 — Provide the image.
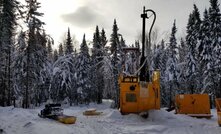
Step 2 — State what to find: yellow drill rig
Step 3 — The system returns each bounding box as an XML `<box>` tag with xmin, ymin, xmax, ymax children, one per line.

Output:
<box><xmin>119</xmin><ymin>6</ymin><xmax>160</xmax><ymax>114</ymax></box>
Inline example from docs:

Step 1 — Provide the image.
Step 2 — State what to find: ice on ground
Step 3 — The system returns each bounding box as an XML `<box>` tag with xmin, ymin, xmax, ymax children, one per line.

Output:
<box><xmin>0</xmin><ymin>101</ymin><xmax>221</xmax><ymax>134</ymax></box>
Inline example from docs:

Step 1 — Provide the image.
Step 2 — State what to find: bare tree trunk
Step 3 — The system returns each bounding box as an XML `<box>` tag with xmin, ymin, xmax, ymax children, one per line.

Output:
<box><xmin>3</xmin><ymin>58</ymin><xmax>7</xmax><ymax>106</ymax></box>
<box><xmin>25</xmin><ymin>40</ymin><xmax>30</xmax><ymax>109</ymax></box>
<box><xmin>1</xmin><ymin>77</ymin><xmax>5</xmax><ymax>106</ymax></box>
<box><xmin>7</xmin><ymin>49</ymin><xmax>11</xmax><ymax>106</ymax></box>
<box><xmin>169</xmin><ymin>83</ymin><xmax>172</xmax><ymax>108</ymax></box>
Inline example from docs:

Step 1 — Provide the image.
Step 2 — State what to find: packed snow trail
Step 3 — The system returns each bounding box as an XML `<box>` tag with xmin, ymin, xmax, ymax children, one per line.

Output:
<box><xmin>0</xmin><ymin>100</ymin><xmax>221</xmax><ymax>134</ymax></box>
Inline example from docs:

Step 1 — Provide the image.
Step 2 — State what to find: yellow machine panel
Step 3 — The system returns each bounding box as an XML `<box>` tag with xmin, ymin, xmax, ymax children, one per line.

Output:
<box><xmin>175</xmin><ymin>94</ymin><xmax>211</xmax><ymax>117</ymax></box>
<box><xmin>215</xmin><ymin>98</ymin><xmax>221</xmax><ymax>126</ymax></box>
<box><xmin>119</xmin><ymin>71</ymin><xmax>160</xmax><ymax>114</ymax></box>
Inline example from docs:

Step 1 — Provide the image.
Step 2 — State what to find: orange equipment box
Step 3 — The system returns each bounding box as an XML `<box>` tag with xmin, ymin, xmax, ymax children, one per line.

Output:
<box><xmin>215</xmin><ymin>98</ymin><xmax>221</xmax><ymax>126</ymax></box>
<box><xmin>175</xmin><ymin>94</ymin><xmax>211</xmax><ymax>118</ymax></box>
<box><xmin>119</xmin><ymin>71</ymin><xmax>160</xmax><ymax>114</ymax></box>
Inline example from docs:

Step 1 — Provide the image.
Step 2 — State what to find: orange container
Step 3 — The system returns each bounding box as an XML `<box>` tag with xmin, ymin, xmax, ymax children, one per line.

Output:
<box><xmin>119</xmin><ymin>71</ymin><xmax>160</xmax><ymax>114</ymax></box>
<box><xmin>215</xmin><ymin>98</ymin><xmax>221</xmax><ymax>126</ymax></box>
<box><xmin>175</xmin><ymin>94</ymin><xmax>211</xmax><ymax>118</ymax></box>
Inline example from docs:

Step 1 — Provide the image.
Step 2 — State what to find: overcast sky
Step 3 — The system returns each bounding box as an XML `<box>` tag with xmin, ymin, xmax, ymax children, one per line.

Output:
<box><xmin>36</xmin><ymin>0</ymin><xmax>220</xmax><ymax>49</ymax></box>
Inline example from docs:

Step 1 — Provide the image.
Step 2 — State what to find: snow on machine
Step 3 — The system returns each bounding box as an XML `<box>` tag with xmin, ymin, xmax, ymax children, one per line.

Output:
<box><xmin>38</xmin><ymin>103</ymin><xmax>76</xmax><ymax>124</ymax></box>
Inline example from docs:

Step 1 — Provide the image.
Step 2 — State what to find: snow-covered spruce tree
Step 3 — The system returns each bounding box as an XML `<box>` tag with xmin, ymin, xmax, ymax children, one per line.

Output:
<box><xmin>124</xmin><ymin>47</ymin><xmax>138</xmax><ymax>75</ymax></box>
<box><xmin>165</xmin><ymin>20</ymin><xmax>179</xmax><ymax>108</ymax></box>
<box><xmin>100</xmin><ymin>28</ymin><xmax>108</xmax><ymax>59</ymax></box>
<box><xmin>185</xmin><ymin>5</ymin><xmax>202</xmax><ymax>94</ymax></box>
<box><xmin>91</xmin><ymin>26</ymin><xmax>104</xmax><ymax>104</ymax></box>
<box><xmin>58</xmin><ymin>43</ymin><xmax>64</xmax><ymax>56</ymax></box>
<box><xmin>65</xmin><ymin>27</ymin><xmax>74</xmax><ymax>55</ymax></box>
<box><xmin>110</xmin><ymin>19</ymin><xmax>121</xmax><ymax>108</ymax></box>
<box><xmin>53</xmin><ymin>49</ymin><xmax>58</xmax><ymax>62</ymax></box>
<box><xmin>151</xmin><ymin>39</ymin><xmax>175</xmax><ymax>106</ymax></box>
<box><xmin>16</xmin><ymin>0</ymin><xmax>49</xmax><ymax>108</ymax></box>
<box><xmin>51</xmin><ymin>28</ymin><xmax>76</xmax><ymax>105</ymax></box>
<box><xmin>151</xmin><ymin>44</ymin><xmax>162</xmax><ymax>70</ymax></box>
<box><xmin>38</xmin><ymin>31</ymin><xmax>54</xmax><ymax>105</ymax></box>
<box><xmin>101</xmin><ymin>28</ymin><xmax>107</xmax><ymax>48</ymax></box>
<box><xmin>198</xmin><ymin>9</ymin><xmax>214</xmax><ymax>95</ymax></box>
<box><xmin>178</xmin><ymin>38</ymin><xmax>188</xmax><ymax>63</ymax></box>
<box><xmin>100</xmin><ymin>28</ymin><xmax>116</xmax><ymax>99</ymax></box>
<box><xmin>46</xmin><ymin>34</ymin><xmax>53</xmax><ymax>62</ymax></box>
<box><xmin>13</xmin><ymin>31</ymin><xmax>27</xmax><ymax>107</ymax></box>
<box><xmin>119</xmin><ymin>36</ymin><xmax>127</xmax><ymax>69</ymax></box>
<box><xmin>102</xmin><ymin>55</ymin><xmax>115</xmax><ymax>99</ymax></box>
<box><xmin>198</xmin><ymin>9</ymin><xmax>210</xmax><ymax>58</ymax></box>
<box><xmin>157</xmin><ymin>40</ymin><xmax>170</xmax><ymax>106</ymax></box>
<box><xmin>99</xmin><ymin>28</ymin><xmax>110</xmax><ymax>99</ymax></box>
<box><xmin>120</xmin><ymin>36</ymin><xmax>126</xmax><ymax>48</ymax></box>
<box><xmin>208</xmin><ymin>0</ymin><xmax>221</xmax><ymax>98</ymax></box>
<box><xmin>110</xmin><ymin>20</ymin><xmax>125</xmax><ymax>72</ymax></box>
<box><xmin>160</xmin><ymin>40</ymin><xmax>168</xmax><ymax>72</ymax></box>
<box><xmin>110</xmin><ymin>20</ymin><xmax>119</xmax><ymax>55</ymax></box>
<box><xmin>0</xmin><ymin>0</ymin><xmax>20</xmax><ymax>106</ymax></box>
<box><xmin>75</xmin><ymin>34</ymin><xmax>91</xmax><ymax>104</ymax></box>
<box><xmin>51</xmin><ymin>54</ymin><xmax>76</xmax><ymax>106</ymax></box>
<box><xmin>177</xmin><ymin>38</ymin><xmax>188</xmax><ymax>92</ymax></box>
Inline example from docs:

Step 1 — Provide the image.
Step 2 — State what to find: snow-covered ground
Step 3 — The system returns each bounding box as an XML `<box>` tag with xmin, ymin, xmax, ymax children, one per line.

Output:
<box><xmin>0</xmin><ymin>100</ymin><xmax>221</xmax><ymax>134</ymax></box>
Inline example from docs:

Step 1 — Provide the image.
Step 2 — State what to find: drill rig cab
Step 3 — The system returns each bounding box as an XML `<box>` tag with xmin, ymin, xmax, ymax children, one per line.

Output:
<box><xmin>119</xmin><ymin>7</ymin><xmax>160</xmax><ymax>114</ymax></box>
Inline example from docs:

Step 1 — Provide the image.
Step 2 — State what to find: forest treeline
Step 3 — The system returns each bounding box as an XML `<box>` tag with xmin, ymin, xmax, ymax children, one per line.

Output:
<box><xmin>0</xmin><ymin>0</ymin><xmax>220</xmax><ymax>108</ymax></box>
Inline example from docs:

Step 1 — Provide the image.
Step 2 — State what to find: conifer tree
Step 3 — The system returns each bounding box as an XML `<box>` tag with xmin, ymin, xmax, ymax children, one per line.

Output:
<box><xmin>177</xmin><ymin>38</ymin><xmax>188</xmax><ymax>91</ymax></box>
<box><xmin>198</xmin><ymin>9</ymin><xmax>213</xmax><ymax>94</ymax></box>
<box><xmin>47</xmin><ymin>38</ymin><xmax>53</xmax><ymax>61</ymax></box>
<box><xmin>53</xmin><ymin>49</ymin><xmax>58</xmax><ymax>62</ymax></box>
<box><xmin>185</xmin><ymin>5</ymin><xmax>202</xmax><ymax>93</ymax></box>
<box><xmin>120</xmin><ymin>36</ymin><xmax>126</xmax><ymax>48</ymax></box>
<box><xmin>58</xmin><ymin>43</ymin><xmax>64</xmax><ymax>56</ymax></box>
<box><xmin>110</xmin><ymin>19</ymin><xmax>120</xmax><ymax>108</ymax></box>
<box><xmin>158</xmin><ymin>40</ymin><xmax>169</xmax><ymax>106</ymax></box>
<box><xmin>50</xmin><ymin>28</ymin><xmax>75</xmax><ymax>105</ymax></box>
<box><xmin>51</xmin><ymin>54</ymin><xmax>76</xmax><ymax>105</ymax></box>
<box><xmin>166</xmin><ymin>20</ymin><xmax>179</xmax><ymax>107</ymax></box>
<box><xmin>80</xmin><ymin>34</ymin><xmax>89</xmax><ymax>57</ymax></box>
<box><xmin>65</xmin><ymin>28</ymin><xmax>73</xmax><ymax>55</ymax></box>
<box><xmin>18</xmin><ymin>0</ymin><xmax>48</xmax><ymax>108</ymax></box>
<box><xmin>75</xmin><ymin>34</ymin><xmax>91</xmax><ymax>104</ymax></box>
<box><xmin>198</xmin><ymin>9</ymin><xmax>210</xmax><ymax>58</ymax></box>
<box><xmin>100</xmin><ymin>28</ymin><xmax>114</xmax><ymax>99</ymax></box>
<box><xmin>13</xmin><ymin>31</ymin><xmax>27</xmax><ymax>107</ymax></box>
<box><xmin>208</xmin><ymin>0</ymin><xmax>221</xmax><ymax>97</ymax></box>
<box><xmin>151</xmin><ymin>45</ymin><xmax>160</xmax><ymax>70</ymax></box>
<box><xmin>91</xmin><ymin>26</ymin><xmax>104</xmax><ymax>104</ymax></box>
<box><xmin>92</xmin><ymin>26</ymin><xmax>101</xmax><ymax>57</ymax></box>
<box><xmin>119</xmin><ymin>36</ymin><xmax>127</xmax><ymax>68</ymax></box>
<box><xmin>0</xmin><ymin>0</ymin><xmax>20</xmax><ymax>106</ymax></box>
<box><xmin>178</xmin><ymin>38</ymin><xmax>188</xmax><ymax>63</ymax></box>
<box><xmin>101</xmin><ymin>28</ymin><xmax>107</xmax><ymax>48</ymax></box>
<box><xmin>110</xmin><ymin>19</ymin><xmax>120</xmax><ymax>55</ymax></box>
<box><xmin>158</xmin><ymin>40</ymin><xmax>168</xmax><ymax>75</ymax></box>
